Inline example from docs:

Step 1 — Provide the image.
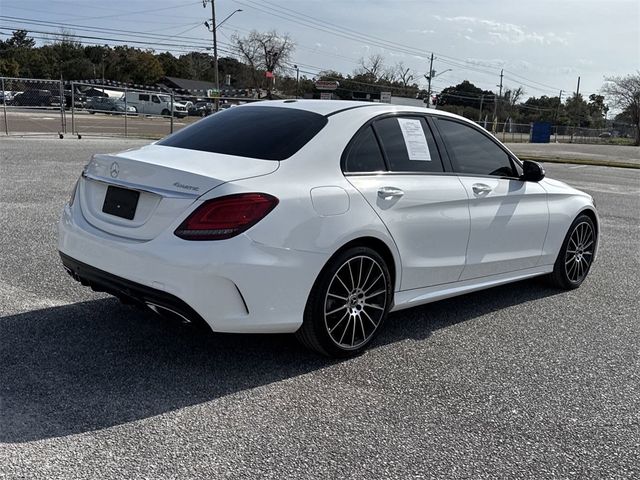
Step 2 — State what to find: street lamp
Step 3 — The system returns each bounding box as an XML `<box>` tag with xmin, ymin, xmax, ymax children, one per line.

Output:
<box><xmin>424</xmin><ymin>68</ymin><xmax>452</xmax><ymax>106</ymax></box>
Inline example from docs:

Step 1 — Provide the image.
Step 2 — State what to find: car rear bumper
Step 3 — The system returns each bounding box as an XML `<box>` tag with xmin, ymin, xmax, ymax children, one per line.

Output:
<box><xmin>60</xmin><ymin>252</ymin><xmax>207</xmax><ymax>325</ymax></box>
<box><xmin>58</xmin><ymin>202</ymin><xmax>328</xmax><ymax>333</ymax></box>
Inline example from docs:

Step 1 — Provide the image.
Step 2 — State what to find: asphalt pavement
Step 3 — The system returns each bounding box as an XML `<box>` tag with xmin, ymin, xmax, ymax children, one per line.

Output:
<box><xmin>1</xmin><ymin>138</ymin><xmax>639</xmax><ymax>479</ymax></box>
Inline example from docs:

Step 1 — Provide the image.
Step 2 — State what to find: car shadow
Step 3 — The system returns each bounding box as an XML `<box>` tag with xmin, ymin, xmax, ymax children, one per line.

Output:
<box><xmin>0</xmin><ymin>277</ymin><xmax>562</xmax><ymax>443</ymax></box>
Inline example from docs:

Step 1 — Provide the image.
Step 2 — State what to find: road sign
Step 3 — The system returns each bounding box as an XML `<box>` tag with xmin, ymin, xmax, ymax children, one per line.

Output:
<box><xmin>207</xmin><ymin>89</ymin><xmax>220</xmax><ymax>98</ymax></box>
<box><xmin>380</xmin><ymin>91</ymin><xmax>391</xmax><ymax>103</ymax></box>
<box><xmin>315</xmin><ymin>80</ymin><xmax>339</xmax><ymax>91</ymax></box>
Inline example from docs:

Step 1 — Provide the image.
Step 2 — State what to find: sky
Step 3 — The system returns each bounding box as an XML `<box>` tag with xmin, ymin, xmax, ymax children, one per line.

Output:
<box><xmin>1</xmin><ymin>0</ymin><xmax>638</xmax><ymax>100</ymax></box>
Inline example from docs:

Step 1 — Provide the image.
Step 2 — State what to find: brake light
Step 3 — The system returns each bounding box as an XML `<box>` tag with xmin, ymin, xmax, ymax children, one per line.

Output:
<box><xmin>174</xmin><ymin>193</ymin><xmax>279</xmax><ymax>240</ymax></box>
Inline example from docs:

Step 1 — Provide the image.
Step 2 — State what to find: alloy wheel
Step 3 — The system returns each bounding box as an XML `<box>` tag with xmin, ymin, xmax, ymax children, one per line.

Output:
<box><xmin>324</xmin><ymin>255</ymin><xmax>387</xmax><ymax>350</ymax></box>
<box><xmin>564</xmin><ymin>221</ymin><xmax>595</xmax><ymax>283</ymax></box>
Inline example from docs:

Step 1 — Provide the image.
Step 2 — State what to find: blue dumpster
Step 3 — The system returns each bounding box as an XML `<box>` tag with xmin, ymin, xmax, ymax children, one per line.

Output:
<box><xmin>530</xmin><ymin>122</ymin><xmax>552</xmax><ymax>143</ymax></box>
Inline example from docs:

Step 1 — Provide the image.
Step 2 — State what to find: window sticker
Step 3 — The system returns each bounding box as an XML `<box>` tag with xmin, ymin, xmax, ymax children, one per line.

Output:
<box><xmin>397</xmin><ymin>118</ymin><xmax>431</xmax><ymax>161</ymax></box>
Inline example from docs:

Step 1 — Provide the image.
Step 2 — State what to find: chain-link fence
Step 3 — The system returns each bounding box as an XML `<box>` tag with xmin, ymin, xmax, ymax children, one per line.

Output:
<box><xmin>1</xmin><ymin>77</ymin><xmax>66</xmax><ymax>136</ymax></box>
<box><xmin>69</xmin><ymin>82</ymin><xmax>185</xmax><ymax>138</ymax></box>
<box><xmin>2</xmin><ymin>76</ymin><xmax>636</xmax><ymax>145</ymax></box>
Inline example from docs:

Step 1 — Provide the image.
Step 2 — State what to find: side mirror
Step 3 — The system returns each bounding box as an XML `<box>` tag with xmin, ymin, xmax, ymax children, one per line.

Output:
<box><xmin>521</xmin><ymin>160</ymin><xmax>545</xmax><ymax>182</ymax></box>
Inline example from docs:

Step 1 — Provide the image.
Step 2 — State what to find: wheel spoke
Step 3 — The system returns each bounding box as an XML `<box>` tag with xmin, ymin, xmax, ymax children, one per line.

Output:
<box><xmin>329</xmin><ymin>311</ymin><xmax>349</xmax><ymax>334</ymax></box>
<box><xmin>361</xmin><ymin>308</ymin><xmax>378</xmax><ymax>328</ymax></box>
<box><xmin>335</xmin><ymin>272</ymin><xmax>351</xmax><ymax>294</ymax></box>
<box><xmin>351</xmin><ymin>314</ymin><xmax>357</xmax><ymax>346</ymax></box>
<box><xmin>347</xmin><ymin>260</ymin><xmax>356</xmax><ymax>290</ymax></box>
<box><xmin>567</xmin><ymin>260</ymin><xmax>578</xmax><ymax>280</ymax></box>
<box><xmin>364</xmin><ymin>302</ymin><xmax>384</xmax><ymax>311</ymax></box>
<box><xmin>357</xmin><ymin>257</ymin><xmax>364</xmax><ymax>289</ymax></box>
<box><xmin>359</xmin><ymin>316</ymin><xmax>366</xmax><ymax>343</ymax></box>
<box><xmin>565</xmin><ymin>256</ymin><xmax>576</xmax><ymax>265</ymax></box>
<box><xmin>338</xmin><ymin>317</ymin><xmax>351</xmax><ymax>344</ymax></box>
<box><xmin>326</xmin><ymin>304</ymin><xmax>347</xmax><ymax>316</ymax></box>
<box><xmin>364</xmin><ymin>273</ymin><xmax>384</xmax><ymax>294</ymax></box>
<box><xmin>365</xmin><ymin>290</ymin><xmax>386</xmax><ymax>300</ymax></box>
<box><xmin>328</xmin><ymin>292</ymin><xmax>348</xmax><ymax>301</ymax></box>
<box><xmin>360</xmin><ymin>260</ymin><xmax>375</xmax><ymax>292</ymax></box>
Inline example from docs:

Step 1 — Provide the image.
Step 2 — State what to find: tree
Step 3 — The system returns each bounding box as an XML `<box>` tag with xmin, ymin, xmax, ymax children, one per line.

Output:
<box><xmin>394</xmin><ymin>62</ymin><xmax>414</xmax><ymax>88</ymax></box>
<box><xmin>601</xmin><ymin>73</ymin><xmax>640</xmax><ymax>145</ymax></box>
<box><xmin>356</xmin><ymin>54</ymin><xmax>385</xmax><ymax>82</ymax></box>
<box><xmin>232</xmin><ymin>30</ymin><xmax>294</xmax><ymax>96</ymax></box>
<box><xmin>1</xmin><ymin>30</ymin><xmax>36</xmax><ymax>49</ymax></box>
<box><xmin>438</xmin><ymin>80</ymin><xmax>493</xmax><ymax>110</ymax></box>
<box><xmin>587</xmin><ymin>94</ymin><xmax>608</xmax><ymax>128</ymax></box>
<box><xmin>564</xmin><ymin>93</ymin><xmax>590</xmax><ymax>128</ymax></box>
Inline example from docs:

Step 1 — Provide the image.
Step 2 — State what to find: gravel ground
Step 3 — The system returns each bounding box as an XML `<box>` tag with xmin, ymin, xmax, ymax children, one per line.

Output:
<box><xmin>1</xmin><ymin>138</ymin><xmax>639</xmax><ymax>479</ymax></box>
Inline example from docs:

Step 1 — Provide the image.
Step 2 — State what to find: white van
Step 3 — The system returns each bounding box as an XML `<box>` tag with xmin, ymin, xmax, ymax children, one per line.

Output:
<box><xmin>122</xmin><ymin>92</ymin><xmax>188</xmax><ymax>118</ymax></box>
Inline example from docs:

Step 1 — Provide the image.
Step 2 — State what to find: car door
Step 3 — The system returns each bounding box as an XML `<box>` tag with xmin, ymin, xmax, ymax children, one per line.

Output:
<box><xmin>344</xmin><ymin>115</ymin><xmax>470</xmax><ymax>290</ymax></box>
<box><xmin>434</xmin><ymin>117</ymin><xmax>549</xmax><ymax>280</ymax></box>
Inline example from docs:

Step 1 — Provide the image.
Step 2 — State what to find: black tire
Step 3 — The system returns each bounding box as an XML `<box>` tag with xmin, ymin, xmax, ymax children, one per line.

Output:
<box><xmin>548</xmin><ymin>213</ymin><xmax>596</xmax><ymax>289</ymax></box>
<box><xmin>161</xmin><ymin>109</ymin><xmax>170</xmax><ymax>117</ymax></box>
<box><xmin>296</xmin><ymin>246</ymin><xmax>392</xmax><ymax>357</ymax></box>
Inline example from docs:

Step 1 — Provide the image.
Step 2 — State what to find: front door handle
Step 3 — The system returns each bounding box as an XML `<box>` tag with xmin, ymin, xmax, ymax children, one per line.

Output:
<box><xmin>472</xmin><ymin>183</ymin><xmax>492</xmax><ymax>195</ymax></box>
<box><xmin>377</xmin><ymin>186</ymin><xmax>405</xmax><ymax>200</ymax></box>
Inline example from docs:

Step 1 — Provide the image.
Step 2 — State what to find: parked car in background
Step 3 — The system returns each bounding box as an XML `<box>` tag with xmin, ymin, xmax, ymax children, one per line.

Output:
<box><xmin>188</xmin><ymin>101</ymin><xmax>215</xmax><ymax>117</ymax></box>
<box><xmin>63</xmin><ymin>89</ymin><xmax>88</xmax><ymax>109</ymax></box>
<box><xmin>86</xmin><ymin>96</ymin><xmax>137</xmax><ymax>115</ymax></box>
<box><xmin>59</xmin><ymin>100</ymin><xmax>599</xmax><ymax>357</ymax></box>
<box><xmin>122</xmin><ymin>91</ymin><xmax>187</xmax><ymax>118</ymax></box>
<box><xmin>0</xmin><ymin>91</ymin><xmax>16</xmax><ymax>103</ymax></box>
<box><xmin>11</xmin><ymin>89</ymin><xmax>55</xmax><ymax>107</ymax></box>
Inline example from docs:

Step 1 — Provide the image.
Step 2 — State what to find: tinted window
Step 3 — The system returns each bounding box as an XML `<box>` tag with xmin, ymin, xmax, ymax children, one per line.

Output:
<box><xmin>158</xmin><ymin>106</ymin><xmax>328</xmax><ymax>160</ymax></box>
<box><xmin>344</xmin><ymin>126</ymin><xmax>386</xmax><ymax>172</ymax></box>
<box><xmin>373</xmin><ymin>117</ymin><xmax>443</xmax><ymax>172</ymax></box>
<box><xmin>437</xmin><ymin>119</ymin><xmax>516</xmax><ymax>177</ymax></box>
<box><xmin>139</xmin><ymin>94</ymin><xmax>149</xmax><ymax>101</ymax></box>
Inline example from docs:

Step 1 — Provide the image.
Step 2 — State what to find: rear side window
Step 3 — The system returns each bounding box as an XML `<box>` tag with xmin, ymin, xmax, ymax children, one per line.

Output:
<box><xmin>344</xmin><ymin>126</ymin><xmax>386</xmax><ymax>173</ymax></box>
<box><xmin>373</xmin><ymin>117</ymin><xmax>443</xmax><ymax>173</ymax></box>
<box><xmin>437</xmin><ymin>119</ymin><xmax>516</xmax><ymax>177</ymax></box>
<box><xmin>158</xmin><ymin>106</ymin><xmax>328</xmax><ymax>160</ymax></box>
<box><xmin>138</xmin><ymin>94</ymin><xmax>149</xmax><ymax>101</ymax></box>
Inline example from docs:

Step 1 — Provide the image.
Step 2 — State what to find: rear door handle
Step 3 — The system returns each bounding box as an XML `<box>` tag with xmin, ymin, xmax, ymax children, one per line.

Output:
<box><xmin>377</xmin><ymin>186</ymin><xmax>405</xmax><ymax>199</ymax></box>
<box><xmin>472</xmin><ymin>183</ymin><xmax>492</xmax><ymax>195</ymax></box>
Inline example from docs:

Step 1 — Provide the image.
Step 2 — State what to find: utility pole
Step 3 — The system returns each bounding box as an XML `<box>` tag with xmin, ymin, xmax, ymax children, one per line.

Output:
<box><xmin>493</xmin><ymin>69</ymin><xmax>503</xmax><ymax>133</ymax></box>
<box><xmin>294</xmin><ymin>64</ymin><xmax>300</xmax><ymax>99</ymax></box>
<box><xmin>571</xmin><ymin>76</ymin><xmax>580</xmax><ymax>142</ymax></box>
<box><xmin>478</xmin><ymin>94</ymin><xmax>484</xmax><ymax>122</ymax></box>
<box><xmin>203</xmin><ymin>0</ymin><xmax>219</xmax><ymax>109</ymax></box>
<box><xmin>554</xmin><ymin>89</ymin><xmax>563</xmax><ymax>142</ymax></box>
<box><xmin>426</xmin><ymin>53</ymin><xmax>434</xmax><ymax>106</ymax></box>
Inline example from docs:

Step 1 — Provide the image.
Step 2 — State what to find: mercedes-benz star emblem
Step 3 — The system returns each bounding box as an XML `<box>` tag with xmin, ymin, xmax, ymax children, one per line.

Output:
<box><xmin>110</xmin><ymin>162</ymin><xmax>119</xmax><ymax>178</ymax></box>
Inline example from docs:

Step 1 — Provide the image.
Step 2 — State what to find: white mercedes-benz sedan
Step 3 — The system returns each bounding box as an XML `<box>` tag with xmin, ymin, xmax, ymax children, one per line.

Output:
<box><xmin>58</xmin><ymin>100</ymin><xmax>598</xmax><ymax>357</ymax></box>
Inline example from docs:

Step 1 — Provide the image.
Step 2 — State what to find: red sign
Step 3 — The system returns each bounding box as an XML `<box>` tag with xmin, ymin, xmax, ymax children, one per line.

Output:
<box><xmin>315</xmin><ymin>80</ymin><xmax>339</xmax><ymax>90</ymax></box>
<box><xmin>265</xmin><ymin>71</ymin><xmax>274</xmax><ymax>78</ymax></box>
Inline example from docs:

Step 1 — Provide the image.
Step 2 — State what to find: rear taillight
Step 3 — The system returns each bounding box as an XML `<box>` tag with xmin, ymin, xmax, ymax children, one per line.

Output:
<box><xmin>174</xmin><ymin>193</ymin><xmax>279</xmax><ymax>240</ymax></box>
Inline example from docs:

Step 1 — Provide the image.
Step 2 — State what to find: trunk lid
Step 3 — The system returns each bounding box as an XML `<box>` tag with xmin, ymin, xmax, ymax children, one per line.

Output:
<box><xmin>78</xmin><ymin>144</ymin><xmax>279</xmax><ymax>240</ymax></box>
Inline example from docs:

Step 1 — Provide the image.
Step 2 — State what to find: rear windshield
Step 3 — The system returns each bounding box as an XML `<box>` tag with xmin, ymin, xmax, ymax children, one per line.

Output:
<box><xmin>158</xmin><ymin>106</ymin><xmax>328</xmax><ymax>160</ymax></box>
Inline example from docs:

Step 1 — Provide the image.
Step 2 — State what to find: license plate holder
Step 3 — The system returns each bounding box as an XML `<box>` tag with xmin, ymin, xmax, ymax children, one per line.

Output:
<box><xmin>102</xmin><ymin>186</ymin><xmax>140</xmax><ymax>220</ymax></box>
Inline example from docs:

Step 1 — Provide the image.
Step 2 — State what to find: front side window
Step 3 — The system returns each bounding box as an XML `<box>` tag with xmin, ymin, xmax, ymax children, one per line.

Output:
<box><xmin>373</xmin><ymin>116</ymin><xmax>443</xmax><ymax>173</ymax></box>
<box><xmin>158</xmin><ymin>106</ymin><xmax>328</xmax><ymax>160</ymax></box>
<box><xmin>343</xmin><ymin>126</ymin><xmax>386</xmax><ymax>173</ymax></box>
<box><xmin>152</xmin><ymin>95</ymin><xmax>161</xmax><ymax>104</ymax></box>
<box><xmin>437</xmin><ymin>119</ymin><xmax>516</xmax><ymax>177</ymax></box>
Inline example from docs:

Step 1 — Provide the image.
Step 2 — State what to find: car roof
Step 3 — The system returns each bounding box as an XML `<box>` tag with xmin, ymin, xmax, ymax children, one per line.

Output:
<box><xmin>242</xmin><ymin>99</ymin><xmax>463</xmax><ymax>121</ymax></box>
